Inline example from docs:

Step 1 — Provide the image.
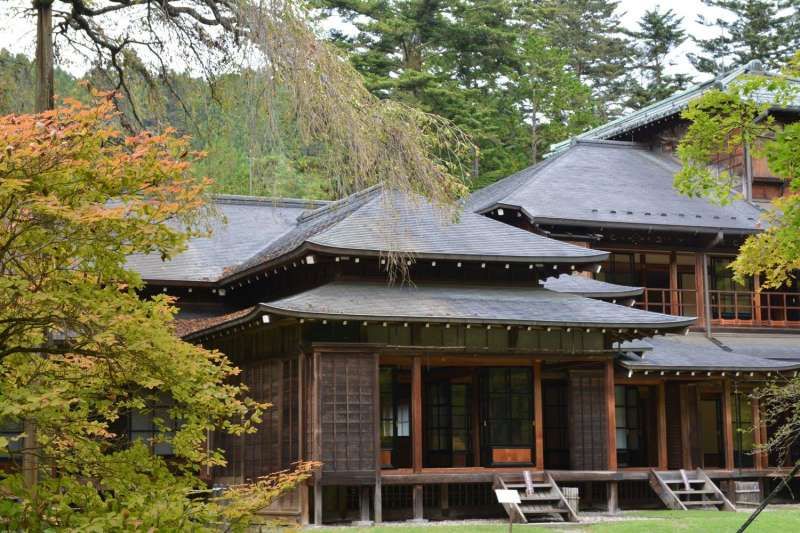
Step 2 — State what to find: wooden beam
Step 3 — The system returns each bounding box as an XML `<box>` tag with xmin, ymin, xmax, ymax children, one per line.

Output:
<box><xmin>657</xmin><ymin>382</ymin><xmax>668</xmax><ymax>470</ymax></box>
<box><xmin>605</xmin><ymin>359</ymin><xmax>618</xmax><ymax>470</ymax></box>
<box><xmin>412</xmin><ymin>356</ymin><xmax>423</xmax><ymax>473</ymax></box>
<box><xmin>723</xmin><ymin>380</ymin><xmax>735</xmax><ymax>470</ymax></box>
<box><xmin>533</xmin><ymin>360</ymin><xmax>545</xmax><ymax>470</ymax></box>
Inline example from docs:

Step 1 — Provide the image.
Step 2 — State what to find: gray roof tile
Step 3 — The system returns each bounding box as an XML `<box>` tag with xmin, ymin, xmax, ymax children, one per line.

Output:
<box><xmin>260</xmin><ymin>281</ymin><xmax>694</xmax><ymax>329</ymax></box>
<box><xmin>618</xmin><ymin>333</ymin><xmax>800</xmax><ymax>371</ymax></box>
<box><xmin>126</xmin><ymin>196</ymin><xmax>326</xmax><ymax>283</ymax></box>
<box><xmin>542</xmin><ymin>273</ymin><xmax>643</xmax><ymax>298</ymax></box>
<box><xmin>472</xmin><ymin>140</ymin><xmax>763</xmax><ymax>233</ymax></box>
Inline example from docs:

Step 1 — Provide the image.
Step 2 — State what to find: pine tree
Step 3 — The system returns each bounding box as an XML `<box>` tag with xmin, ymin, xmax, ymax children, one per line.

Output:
<box><xmin>626</xmin><ymin>7</ymin><xmax>693</xmax><ymax>108</ymax></box>
<box><xmin>690</xmin><ymin>0</ymin><xmax>800</xmax><ymax>74</ymax></box>
<box><xmin>533</xmin><ymin>0</ymin><xmax>634</xmax><ymax>118</ymax></box>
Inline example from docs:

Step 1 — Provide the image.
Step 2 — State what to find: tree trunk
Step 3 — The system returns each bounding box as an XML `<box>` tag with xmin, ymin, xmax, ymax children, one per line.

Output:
<box><xmin>35</xmin><ymin>0</ymin><xmax>54</xmax><ymax>112</ymax></box>
<box><xmin>24</xmin><ymin>0</ymin><xmax>55</xmax><ymax>494</ymax></box>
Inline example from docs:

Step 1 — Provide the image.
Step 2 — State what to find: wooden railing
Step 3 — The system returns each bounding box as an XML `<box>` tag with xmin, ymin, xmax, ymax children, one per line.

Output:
<box><xmin>634</xmin><ymin>288</ymin><xmax>699</xmax><ymax>317</ymax></box>
<box><xmin>710</xmin><ymin>289</ymin><xmax>800</xmax><ymax>328</ymax></box>
<box><xmin>636</xmin><ymin>288</ymin><xmax>800</xmax><ymax>328</ymax></box>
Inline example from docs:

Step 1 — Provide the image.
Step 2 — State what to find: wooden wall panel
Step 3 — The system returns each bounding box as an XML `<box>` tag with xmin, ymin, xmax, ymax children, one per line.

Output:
<box><xmin>318</xmin><ymin>352</ymin><xmax>378</xmax><ymax>474</ymax></box>
<box><xmin>567</xmin><ymin>368</ymin><xmax>608</xmax><ymax>470</ymax></box>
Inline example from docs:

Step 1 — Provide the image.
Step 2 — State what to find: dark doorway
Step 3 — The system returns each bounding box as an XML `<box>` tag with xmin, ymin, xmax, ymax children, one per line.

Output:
<box><xmin>479</xmin><ymin>367</ymin><xmax>534</xmax><ymax>467</ymax></box>
<box><xmin>699</xmin><ymin>395</ymin><xmax>724</xmax><ymax>468</ymax></box>
<box><xmin>423</xmin><ymin>368</ymin><xmax>474</xmax><ymax>467</ymax></box>
<box><xmin>543</xmin><ymin>379</ymin><xmax>569</xmax><ymax>469</ymax></box>
<box><xmin>379</xmin><ymin>366</ymin><xmax>411</xmax><ymax>468</ymax></box>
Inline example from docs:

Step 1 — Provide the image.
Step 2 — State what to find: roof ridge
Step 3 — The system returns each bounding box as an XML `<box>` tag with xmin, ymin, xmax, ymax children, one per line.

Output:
<box><xmin>213</xmin><ymin>194</ymin><xmax>330</xmax><ymax>209</ymax></box>
<box><xmin>296</xmin><ymin>184</ymin><xmax>383</xmax><ymax>223</ymax></box>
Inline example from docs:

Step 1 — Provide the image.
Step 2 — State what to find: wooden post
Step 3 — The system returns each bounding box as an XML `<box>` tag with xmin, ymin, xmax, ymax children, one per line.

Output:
<box><xmin>694</xmin><ymin>252</ymin><xmax>706</xmax><ymax>327</ymax></box>
<box><xmin>753</xmin><ymin>274</ymin><xmax>763</xmax><ymax>325</ymax></box>
<box><xmin>607</xmin><ymin>481</ymin><xmax>619</xmax><ymax>514</ymax></box>
<box><xmin>312</xmin><ymin>351</ymin><xmax>323</xmax><ymax>525</ymax></box>
<box><xmin>723</xmin><ymin>380</ymin><xmax>735</xmax><ymax>470</ymax></box>
<box><xmin>471</xmin><ymin>368</ymin><xmax>481</xmax><ymax>467</ymax></box>
<box><xmin>657</xmin><ymin>382</ymin><xmax>668</xmax><ymax>470</ymax></box>
<box><xmin>440</xmin><ymin>484</ymin><xmax>450</xmax><ymax>518</ymax></box>
<box><xmin>412</xmin><ymin>356</ymin><xmax>423</xmax><ymax>473</ymax></box>
<box><xmin>356</xmin><ymin>486</ymin><xmax>371</xmax><ymax>524</ymax></box>
<box><xmin>374</xmin><ymin>479</ymin><xmax>383</xmax><ymax>523</ymax></box>
<box><xmin>412</xmin><ymin>484</ymin><xmax>425</xmax><ymax>522</ymax></box>
<box><xmin>669</xmin><ymin>252</ymin><xmax>680</xmax><ymax>315</ymax></box>
<box><xmin>605</xmin><ymin>359</ymin><xmax>617</xmax><ymax>470</ymax></box>
<box><xmin>752</xmin><ymin>397</ymin><xmax>764</xmax><ymax>470</ymax></box>
<box><xmin>313</xmin><ymin>478</ymin><xmax>323</xmax><ymax>525</ymax></box>
<box><xmin>533</xmin><ymin>360</ymin><xmax>544</xmax><ymax>470</ymax></box>
<box><xmin>35</xmin><ymin>0</ymin><xmax>54</xmax><ymax>112</ymax></box>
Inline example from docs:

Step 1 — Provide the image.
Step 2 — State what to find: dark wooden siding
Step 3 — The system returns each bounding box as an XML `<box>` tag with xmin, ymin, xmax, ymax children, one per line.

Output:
<box><xmin>317</xmin><ymin>351</ymin><xmax>378</xmax><ymax>477</ymax></box>
<box><xmin>567</xmin><ymin>368</ymin><xmax>608</xmax><ymax>470</ymax></box>
<box><xmin>216</xmin><ymin>357</ymin><xmax>300</xmax><ymax>481</ymax></box>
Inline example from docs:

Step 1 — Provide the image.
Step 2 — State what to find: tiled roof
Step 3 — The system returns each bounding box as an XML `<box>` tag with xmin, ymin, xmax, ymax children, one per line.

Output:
<box><xmin>542</xmin><ymin>274</ymin><xmax>643</xmax><ymax>298</ymax></box>
<box><xmin>259</xmin><ymin>281</ymin><xmax>694</xmax><ymax>330</ymax></box>
<box><xmin>127</xmin><ymin>195</ymin><xmax>327</xmax><ymax>283</ymax></box>
<box><xmin>174</xmin><ymin>305</ymin><xmax>257</xmax><ymax>337</ymax></box>
<box><xmin>470</xmin><ymin>140</ymin><xmax>763</xmax><ymax>233</ymax></box>
<box><xmin>617</xmin><ymin>333</ymin><xmax>800</xmax><ymax>371</ymax></box>
<box><xmin>708</xmin><ymin>332</ymin><xmax>800</xmax><ymax>362</ymax></box>
<box><xmin>550</xmin><ymin>62</ymin><xmax>800</xmax><ymax>152</ymax></box>
<box><xmin>131</xmin><ymin>187</ymin><xmax>610</xmax><ymax>283</ymax></box>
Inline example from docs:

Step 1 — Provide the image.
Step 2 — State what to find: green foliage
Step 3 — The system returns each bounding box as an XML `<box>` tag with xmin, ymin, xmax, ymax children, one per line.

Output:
<box><xmin>316</xmin><ymin>0</ymin><xmax>601</xmax><ymax>186</ymax></box>
<box><xmin>0</xmin><ymin>99</ymin><xmax>313</xmax><ymax>530</ymax></box>
<box><xmin>690</xmin><ymin>0</ymin><xmax>800</xmax><ymax>74</ymax></box>
<box><xmin>625</xmin><ymin>7</ymin><xmax>693</xmax><ymax>109</ymax></box>
<box><xmin>676</xmin><ymin>57</ymin><xmax>800</xmax><ymax>288</ymax></box>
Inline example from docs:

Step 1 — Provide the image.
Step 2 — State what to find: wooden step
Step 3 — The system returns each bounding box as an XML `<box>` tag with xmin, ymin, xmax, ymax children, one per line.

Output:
<box><xmin>520</xmin><ymin>494</ymin><xmax>562</xmax><ymax>502</ymax></box>
<box><xmin>673</xmin><ymin>489</ymin><xmax>717</xmax><ymax>495</ymax></box>
<box><xmin>682</xmin><ymin>500</ymin><xmax>724</xmax><ymax>507</ymax></box>
<box><xmin>506</xmin><ymin>483</ymin><xmax>552</xmax><ymax>489</ymax></box>
<box><xmin>664</xmin><ymin>479</ymin><xmax>705</xmax><ymax>485</ymax></box>
<box><xmin>519</xmin><ymin>506</ymin><xmax>569</xmax><ymax>515</ymax></box>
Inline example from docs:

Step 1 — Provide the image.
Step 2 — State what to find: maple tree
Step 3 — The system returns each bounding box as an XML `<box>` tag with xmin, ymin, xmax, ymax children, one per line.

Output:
<box><xmin>0</xmin><ymin>98</ymin><xmax>314</xmax><ymax>530</ymax></box>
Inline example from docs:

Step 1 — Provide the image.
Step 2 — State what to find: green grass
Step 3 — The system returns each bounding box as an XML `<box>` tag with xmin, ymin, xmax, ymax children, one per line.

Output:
<box><xmin>322</xmin><ymin>509</ymin><xmax>800</xmax><ymax>532</ymax></box>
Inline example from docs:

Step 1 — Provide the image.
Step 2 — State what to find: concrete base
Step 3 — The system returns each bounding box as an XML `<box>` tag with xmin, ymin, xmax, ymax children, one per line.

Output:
<box><xmin>351</xmin><ymin>521</ymin><xmax>374</xmax><ymax>527</ymax></box>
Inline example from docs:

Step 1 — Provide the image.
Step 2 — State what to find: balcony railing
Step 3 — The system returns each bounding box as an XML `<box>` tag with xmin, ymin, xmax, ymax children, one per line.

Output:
<box><xmin>635</xmin><ymin>288</ymin><xmax>800</xmax><ymax>328</ymax></box>
<box><xmin>634</xmin><ymin>288</ymin><xmax>699</xmax><ymax>317</ymax></box>
<box><xmin>710</xmin><ymin>289</ymin><xmax>800</xmax><ymax>328</ymax></box>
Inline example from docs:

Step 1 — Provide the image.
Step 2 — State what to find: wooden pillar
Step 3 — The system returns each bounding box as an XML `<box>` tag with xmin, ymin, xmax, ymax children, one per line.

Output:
<box><xmin>694</xmin><ymin>252</ymin><xmax>706</xmax><ymax>327</ymax></box>
<box><xmin>412</xmin><ymin>484</ymin><xmax>425</xmax><ymax>522</ymax></box>
<box><xmin>679</xmin><ymin>385</ymin><xmax>693</xmax><ymax>469</ymax></box>
<box><xmin>657</xmin><ymin>382</ymin><xmax>668</xmax><ymax>470</ymax></box>
<box><xmin>607</xmin><ymin>481</ymin><xmax>619</xmax><ymax>514</ymax></box>
<box><xmin>300</xmin><ymin>483</ymin><xmax>310</xmax><ymax>526</ymax></box>
<box><xmin>440</xmin><ymin>484</ymin><xmax>450</xmax><ymax>518</ymax></box>
<box><xmin>753</xmin><ymin>274</ymin><xmax>763</xmax><ymax>325</ymax></box>
<box><xmin>374</xmin><ymin>480</ymin><xmax>383</xmax><ymax>523</ymax></box>
<box><xmin>312</xmin><ymin>351</ymin><xmax>323</xmax><ymax>525</ymax></box>
<box><xmin>723</xmin><ymin>380</ymin><xmax>735</xmax><ymax>470</ymax></box>
<box><xmin>412</xmin><ymin>356</ymin><xmax>423</xmax><ymax>473</ymax></box>
<box><xmin>533</xmin><ymin>360</ymin><xmax>545</xmax><ymax>470</ymax></box>
<box><xmin>313</xmin><ymin>478</ymin><xmax>323</xmax><ymax>525</ymax></box>
<box><xmin>605</xmin><ymin>359</ymin><xmax>617</xmax><ymax>470</ymax></box>
<box><xmin>669</xmin><ymin>252</ymin><xmax>680</xmax><ymax>315</ymax></box>
<box><xmin>752</xmin><ymin>397</ymin><xmax>765</xmax><ymax>470</ymax></box>
<box><xmin>471</xmin><ymin>368</ymin><xmax>481</xmax><ymax>467</ymax></box>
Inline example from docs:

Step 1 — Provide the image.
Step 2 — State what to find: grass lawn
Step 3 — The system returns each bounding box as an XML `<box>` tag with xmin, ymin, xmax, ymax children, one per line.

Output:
<box><xmin>322</xmin><ymin>509</ymin><xmax>800</xmax><ymax>532</ymax></box>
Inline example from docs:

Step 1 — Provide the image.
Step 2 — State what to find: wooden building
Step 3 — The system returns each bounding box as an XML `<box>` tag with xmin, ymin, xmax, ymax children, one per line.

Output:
<box><xmin>128</xmin><ymin>60</ymin><xmax>800</xmax><ymax>524</ymax></box>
